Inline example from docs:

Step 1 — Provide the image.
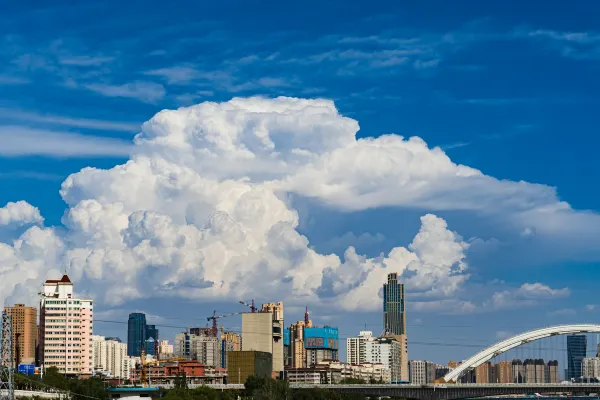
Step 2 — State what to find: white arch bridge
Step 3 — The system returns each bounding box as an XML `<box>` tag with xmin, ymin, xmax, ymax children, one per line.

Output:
<box><xmin>440</xmin><ymin>324</ymin><xmax>600</xmax><ymax>383</ymax></box>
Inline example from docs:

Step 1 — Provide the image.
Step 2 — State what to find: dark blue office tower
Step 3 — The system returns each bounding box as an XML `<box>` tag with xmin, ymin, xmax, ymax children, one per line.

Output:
<box><xmin>127</xmin><ymin>313</ymin><xmax>147</xmax><ymax>357</ymax></box>
<box><xmin>567</xmin><ymin>334</ymin><xmax>587</xmax><ymax>380</ymax></box>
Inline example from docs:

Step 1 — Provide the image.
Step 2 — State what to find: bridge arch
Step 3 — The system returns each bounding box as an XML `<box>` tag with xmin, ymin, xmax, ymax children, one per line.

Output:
<box><xmin>442</xmin><ymin>324</ymin><xmax>600</xmax><ymax>383</ymax></box>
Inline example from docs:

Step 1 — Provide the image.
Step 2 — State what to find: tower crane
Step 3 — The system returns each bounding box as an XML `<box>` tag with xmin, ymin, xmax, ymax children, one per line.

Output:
<box><xmin>239</xmin><ymin>299</ymin><xmax>257</xmax><ymax>313</ymax></box>
<box><xmin>207</xmin><ymin>311</ymin><xmax>241</xmax><ymax>337</ymax></box>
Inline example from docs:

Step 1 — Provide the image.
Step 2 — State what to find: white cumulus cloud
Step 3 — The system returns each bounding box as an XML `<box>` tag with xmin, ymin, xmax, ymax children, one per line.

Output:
<box><xmin>0</xmin><ymin>96</ymin><xmax>596</xmax><ymax>312</ymax></box>
<box><xmin>0</xmin><ymin>201</ymin><xmax>44</xmax><ymax>227</ymax></box>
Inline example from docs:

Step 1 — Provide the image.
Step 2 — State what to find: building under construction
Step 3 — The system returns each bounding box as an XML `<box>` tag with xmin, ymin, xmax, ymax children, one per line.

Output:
<box><xmin>241</xmin><ymin>301</ymin><xmax>284</xmax><ymax>376</ymax></box>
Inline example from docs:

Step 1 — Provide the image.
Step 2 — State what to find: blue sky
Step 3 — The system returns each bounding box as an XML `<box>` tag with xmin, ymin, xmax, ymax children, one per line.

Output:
<box><xmin>1</xmin><ymin>1</ymin><xmax>600</xmax><ymax>365</ymax></box>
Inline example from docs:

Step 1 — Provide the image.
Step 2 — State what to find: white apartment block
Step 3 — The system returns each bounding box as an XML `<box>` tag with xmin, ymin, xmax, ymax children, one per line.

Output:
<box><xmin>346</xmin><ymin>331</ymin><xmax>373</xmax><ymax>365</ymax></box>
<box><xmin>40</xmin><ymin>275</ymin><xmax>93</xmax><ymax>376</ymax></box>
<box><xmin>92</xmin><ymin>336</ymin><xmax>132</xmax><ymax>379</ymax></box>
<box><xmin>365</xmin><ymin>337</ymin><xmax>401</xmax><ymax>382</ymax></box>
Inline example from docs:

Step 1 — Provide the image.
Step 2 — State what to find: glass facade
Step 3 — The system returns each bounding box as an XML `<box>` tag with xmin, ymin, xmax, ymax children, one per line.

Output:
<box><xmin>127</xmin><ymin>312</ymin><xmax>147</xmax><ymax>357</ymax></box>
<box><xmin>383</xmin><ymin>273</ymin><xmax>406</xmax><ymax>335</ymax></box>
<box><xmin>145</xmin><ymin>324</ymin><xmax>159</xmax><ymax>355</ymax></box>
<box><xmin>567</xmin><ymin>334</ymin><xmax>587</xmax><ymax>380</ymax></box>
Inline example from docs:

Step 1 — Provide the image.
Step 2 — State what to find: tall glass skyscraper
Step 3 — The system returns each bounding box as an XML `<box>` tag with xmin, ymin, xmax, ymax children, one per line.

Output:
<box><xmin>567</xmin><ymin>334</ymin><xmax>587</xmax><ymax>380</ymax></box>
<box><xmin>383</xmin><ymin>272</ymin><xmax>406</xmax><ymax>335</ymax></box>
<box><xmin>146</xmin><ymin>324</ymin><xmax>159</xmax><ymax>355</ymax></box>
<box><xmin>127</xmin><ymin>312</ymin><xmax>147</xmax><ymax>357</ymax></box>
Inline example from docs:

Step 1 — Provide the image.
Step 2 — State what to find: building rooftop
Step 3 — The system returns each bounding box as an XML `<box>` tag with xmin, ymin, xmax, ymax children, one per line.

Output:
<box><xmin>45</xmin><ymin>274</ymin><xmax>72</xmax><ymax>284</ymax></box>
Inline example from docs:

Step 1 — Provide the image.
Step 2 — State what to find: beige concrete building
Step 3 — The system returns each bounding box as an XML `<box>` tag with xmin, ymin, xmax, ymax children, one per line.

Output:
<box><xmin>4</xmin><ymin>304</ymin><xmax>37</xmax><ymax>365</ymax></box>
<box><xmin>241</xmin><ymin>302</ymin><xmax>284</xmax><ymax>375</ymax></box>
<box><xmin>383</xmin><ymin>333</ymin><xmax>408</xmax><ymax>382</ymax></box>
<box><xmin>222</xmin><ymin>332</ymin><xmax>241</xmax><ymax>351</ymax></box>
<box><xmin>546</xmin><ymin>360</ymin><xmax>559</xmax><ymax>383</ymax></box>
<box><xmin>523</xmin><ymin>359</ymin><xmax>545</xmax><ymax>383</ymax></box>
<box><xmin>158</xmin><ymin>340</ymin><xmax>174</xmax><ymax>359</ymax></box>
<box><xmin>92</xmin><ymin>336</ymin><xmax>131</xmax><ymax>379</ymax></box>
<box><xmin>289</xmin><ymin>319</ymin><xmax>311</xmax><ymax>368</ymax></box>
<box><xmin>39</xmin><ymin>275</ymin><xmax>94</xmax><ymax>376</ymax></box>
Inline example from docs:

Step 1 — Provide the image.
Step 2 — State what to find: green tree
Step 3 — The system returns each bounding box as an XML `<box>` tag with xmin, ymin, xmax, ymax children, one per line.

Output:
<box><xmin>174</xmin><ymin>371</ymin><xmax>188</xmax><ymax>390</ymax></box>
<box><xmin>244</xmin><ymin>375</ymin><xmax>267</xmax><ymax>396</ymax></box>
<box><xmin>254</xmin><ymin>379</ymin><xmax>291</xmax><ymax>400</ymax></box>
<box><xmin>42</xmin><ymin>366</ymin><xmax>67</xmax><ymax>390</ymax></box>
<box><xmin>69</xmin><ymin>377</ymin><xmax>110</xmax><ymax>400</ymax></box>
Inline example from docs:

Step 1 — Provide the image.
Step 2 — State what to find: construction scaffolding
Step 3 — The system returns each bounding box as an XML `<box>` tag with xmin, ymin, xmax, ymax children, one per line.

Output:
<box><xmin>0</xmin><ymin>311</ymin><xmax>14</xmax><ymax>400</ymax></box>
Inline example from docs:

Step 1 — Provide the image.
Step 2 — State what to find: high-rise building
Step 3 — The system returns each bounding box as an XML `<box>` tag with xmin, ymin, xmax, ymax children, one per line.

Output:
<box><xmin>241</xmin><ymin>302</ymin><xmax>284</xmax><ymax>375</ymax></box>
<box><xmin>145</xmin><ymin>325</ymin><xmax>159</xmax><ymax>355</ymax></box>
<box><xmin>475</xmin><ymin>362</ymin><xmax>492</xmax><ymax>383</ymax></box>
<box><xmin>382</xmin><ymin>273</ymin><xmax>409</xmax><ymax>381</ymax></box>
<box><xmin>304</xmin><ymin>326</ymin><xmax>338</xmax><ymax>367</ymax></box>
<box><xmin>145</xmin><ymin>337</ymin><xmax>156</xmax><ymax>357</ymax></box>
<box><xmin>221</xmin><ymin>332</ymin><xmax>241</xmax><ymax>369</ymax></box>
<box><xmin>289</xmin><ymin>319</ymin><xmax>311</xmax><ymax>368</ymax></box>
<box><xmin>261</xmin><ymin>302</ymin><xmax>284</xmax><ymax>374</ymax></box>
<box><xmin>39</xmin><ymin>275</ymin><xmax>93</xmax><ymax>376</ymax></box>
<box><xmin>494</xmin><ymin>360</ymin><xmax>513</xmax><ymax>383</ymax></box>
<box><xmin>523</xmin><ymin>359</ymin><xmax>545</xmax><ymax>383</ymax></box>
<box><xmin>92</xmin><ymin>336</ymin><xmax>130</xmax><ymax>379</ymax></box>
<box><xmin>346</xmin><ymin>331</ymin><xmax>372</xmax><ymax>365</ymax></box>
<box><xmin>383</xmin><ymin>273</ymin><xmax>406</xmax><ymax>335</ymax></box>
<box><xmin>583</xmin><ymin>357</ymin><xmax>600</xmax><ymax>379</ymax></box>
<box><xmin>365</xmin><ymin>337</ymin><xmax>402</xmax><ymax>383</ymax></box>
<box><xmin>159</xmin><ymin>340</ymin><xmax>174</xmax><ymax>359</ymax></box>
<box><xmin>192</xmin><ymin>336</ymin><xmax>220</xmax><ymax>367</ymax></box>
<box><xmin>546</xmin><ymin>360</ymin><xmax>559</xmax><ymax>383</ymax></box>
<box><xmin>409</xmin><ymin>360</ymin><xmax>435</xmax><ymax>384</ymax></box>
<box><xmin>284</xmin><ymin>329</ymin><xmax>291</xmax><ymax>367</ymax></box>
<box><xmin>512</xmin><ymin>359</ymin><xmax>524</xmax><ymax>383</ymax></box>
<box><xmin>567</xmin><ymin>334</ymin><xmax>587</xmax><ymax>380</ymax></box>
<box><xmin>127</xmin><ymin>313</ymin><xmax>147</xmax><ymax>357</ymax></box>
<box><xmin>4</xmin><ymin>304</ymin><xmax>37</xmax><ymax>365</ymax></box>
<box><xmin>174</xmin><ymin>330</ymin><xmax>221</xmax><ymax>367</ymax></box>
<box><xmin>175</xmin><ymin>331</ymin><xmax>194</xmax><ymax>359</ymax></box>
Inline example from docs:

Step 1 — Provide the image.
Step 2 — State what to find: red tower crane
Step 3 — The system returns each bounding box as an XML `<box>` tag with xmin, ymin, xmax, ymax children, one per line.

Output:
<box><xmin>239</xmin><ymin>299</ymin><xmax>257</xmax><ymax>313</ymax></box>
<box><xmin>207</xmin><ymin>311</ymin><xmax>241</xmax><ymax>337</ymax></box>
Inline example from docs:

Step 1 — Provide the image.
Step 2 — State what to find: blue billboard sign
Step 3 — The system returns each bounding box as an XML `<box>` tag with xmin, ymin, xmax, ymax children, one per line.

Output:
<box><xmin>304</xmin><ymin>326</ymin><xmax>338</xmax><ymax>349</ymax></box>
<box><xmin>18</xmin><ymin>364</ymin><xmax>35</xmax><ymax>375</ymax></box>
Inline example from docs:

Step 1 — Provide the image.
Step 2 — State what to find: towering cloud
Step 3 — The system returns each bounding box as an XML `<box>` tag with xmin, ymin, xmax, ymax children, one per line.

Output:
<box><xmin>0</xmin><ymin>97</ymin><xmax>594</xmax><ymax>310</ymax></box>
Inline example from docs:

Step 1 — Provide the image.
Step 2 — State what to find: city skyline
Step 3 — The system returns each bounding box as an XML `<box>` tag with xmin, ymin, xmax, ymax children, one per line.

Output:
<box><xmin>2</xmin><ymin>0</ymin><xmax>600</xmax><ymax>367</ymax></box>
<box><xmin>5</xmin><ymin>271</ymin><xmax>600</xmax><ymax>383</ymax></box>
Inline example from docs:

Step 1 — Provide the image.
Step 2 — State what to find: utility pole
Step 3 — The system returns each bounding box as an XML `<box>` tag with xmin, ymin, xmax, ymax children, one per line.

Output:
<box><xmin>0</xmin><ymin>311</ymin><xmax>15</xmax><ymax>400</ymax></box>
